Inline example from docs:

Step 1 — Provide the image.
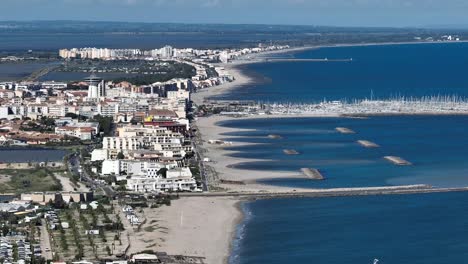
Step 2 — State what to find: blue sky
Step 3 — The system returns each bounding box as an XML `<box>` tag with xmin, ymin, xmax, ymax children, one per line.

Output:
<box><xmin>1</xmin><ymin>0</ymin><xmax>468</xmax><ymax>27</ymax></box>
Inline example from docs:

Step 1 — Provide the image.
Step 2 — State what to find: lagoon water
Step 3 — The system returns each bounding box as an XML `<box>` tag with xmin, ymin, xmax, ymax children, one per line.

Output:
<box><xmin>0</xmin><ymin>62</ymin><xmax>54</xmax><ymax>81</ymax></box>
<box><xmin>0</xmin><ymin>149</ymin><xmax>68</xmax><ymax>163</ymax></box>
<box><xmin>227</xmin><ymin>43</ymin><xmax>468</xmax><ymax>263</ymax></box>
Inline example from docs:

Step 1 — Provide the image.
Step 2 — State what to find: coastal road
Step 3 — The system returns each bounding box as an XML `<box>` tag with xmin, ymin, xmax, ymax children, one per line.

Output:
<box><xmin>39</xmin><ymin>219</ymin><xmax>53</xmax><ymax>261</ymax></box>
<box><xmin>68</xmin><ymin>153</ymin><xmax>115</xmax><ymax>197</ymax></box>
<box><xmin>191</xmin><ymin>123</ymin><xmax>209</xmax><ymax>192</ymax></box>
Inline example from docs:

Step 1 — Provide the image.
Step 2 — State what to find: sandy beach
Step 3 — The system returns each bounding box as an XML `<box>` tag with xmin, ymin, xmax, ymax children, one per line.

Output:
<box><xmin>195</xmin><ymin>115</ymin><xmax>320</xmax><ymax>192</ymax></box>
<box><xmin>129</xmin><ymin>197</ymin><xmax>242</xmax><ymax>264</ymax></box>
<box><xmin>158</xmin><ymin>45</ymin><xmax>356</xmax><ymax>264</ymax></box>
<box><xmin>155</xmin><ymin>41</ymin><xmax>466</xmax><ymax>264</ymax></box>
<box><xmin>153</xmin><ymin>47</ymin><xmax>323</xmax><ymax>264</ymax></box>
<box><xmin>191</xmin><ymin>64</ymin><xmax>254</xmax><ymax>106</ymax></box>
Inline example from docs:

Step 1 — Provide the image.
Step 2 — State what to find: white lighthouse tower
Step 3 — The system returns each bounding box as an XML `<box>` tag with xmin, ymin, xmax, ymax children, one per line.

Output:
<box><xmin>85</xmin><ymin>74</ymin><xmax>105</xmax><ymax>99</ymax></box>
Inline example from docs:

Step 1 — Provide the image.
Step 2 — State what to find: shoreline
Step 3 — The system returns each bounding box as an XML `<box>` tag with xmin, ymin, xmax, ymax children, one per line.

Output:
<box><xmin>192</xmin><ymin>39</ymin><xmax>468</xmax><ymax>105</ymax></box>
<box><xmin>147</xmin><ymin>196</ymin><xmax>243</xmax><ymax>264</ymax></box>
<box><xmin>167</xmin><ymin>40</ymin><xmax>468</xmax><ymax>264</ymax></box>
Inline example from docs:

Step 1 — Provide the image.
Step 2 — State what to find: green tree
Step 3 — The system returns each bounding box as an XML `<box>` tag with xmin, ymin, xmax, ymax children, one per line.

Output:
<box><xmin>65</xmin><ymin>112</ymin><xmax>78</xmax><ymax>119</ymax></box>
<box><xmin>116</xmin><ymin>152</ymin><xmax>125</xmax><ymax>159</ymax></box>
<box><xmin>157</xmin><ymin>168</ymin><xmax>168</xmax><ymax>178</ymax></box>
<box><xmin>90</xmin><ymin>115</ymin><xmax>114</xmax><ymax>136</ymax></box>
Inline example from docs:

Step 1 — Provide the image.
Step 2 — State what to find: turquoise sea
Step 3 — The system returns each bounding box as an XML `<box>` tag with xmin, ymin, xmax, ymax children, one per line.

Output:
<box><xmin>226</xmin><ymin>43</ymin><xmax>468</xmax><ymax>264</ymax></box>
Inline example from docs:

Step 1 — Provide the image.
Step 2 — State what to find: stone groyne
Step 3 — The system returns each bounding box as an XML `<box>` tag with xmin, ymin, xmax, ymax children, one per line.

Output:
<box><xmin>336</xmin><ymin>127</ymin><xmax>356</xmax><ymax>134</ymax></box>
<box><xmin>283</xmin><ymin>149</ymin><xmax>300</xmax><ymax>155</ymax></box>
<box><xmin>301</xmin><ymin>168</ymin><xmax>325</xmax><ymax>180</ymax></box>
<box><xmin>268</xmin><ymin>134</ymin><xmax>282</xmax><ymax>139</ymax></box>
<box><xmin>357</xmin><ymin>140</ymin><xmax>380</xmax><ymax>148</ymax></box>
<box><xmin>384</xmin><ymin>156</ymin><xmax>412</xmax><ymax>166</ymax></box>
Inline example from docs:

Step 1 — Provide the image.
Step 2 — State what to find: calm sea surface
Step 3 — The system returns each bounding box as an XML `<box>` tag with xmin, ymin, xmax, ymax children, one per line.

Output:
<box><xmin>220</xmin><ymin>115</ymin><xmax>468</xmax><ymax>189</ymax></box>
<box><xmin>215</xmin><ymin>42</ymin><xmax>468</xmax><ymax>102</ymax></box>
<box><xmin>231</xmin><ymin>192</ymin><xmax>468</xmax><ymax>264</ymax></box>
<box><xmin>226</xmin><ymin>43</ymin><xmax>468</xmax><ymax>264</ymax></box>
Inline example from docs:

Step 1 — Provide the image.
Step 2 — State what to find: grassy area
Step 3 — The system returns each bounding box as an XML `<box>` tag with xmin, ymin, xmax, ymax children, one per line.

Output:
<box><xmin>0</xmin><ymin>168</ymin><xmax>63</xmax><ymax>193</ymax></box>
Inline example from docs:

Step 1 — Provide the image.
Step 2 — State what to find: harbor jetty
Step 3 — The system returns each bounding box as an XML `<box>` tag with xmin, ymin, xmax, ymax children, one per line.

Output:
<box><xmin>268</xmin><ymin>134</ymin><xmax>282</xmax><ymax>139</ymax></box>
<box><xmin>283</xmin><ymin>149</ymin><xmax>299</xmax><ymax>155</ymax></box>
<box><xmin>384</xmin><ymin>156</ymin><xmax>412</xmax><ymax>166</ymax></box>
<box><xmin>178</xmin><ymin>184</ymin><xmax>468</xmax><ymax>199</ymax></box>
<box><xmin>357</xmin><ymin>140</ymin><xmax>380</xmax><ymax>148</ymax></box>
<box><xmin>336</xmin><ymin>127</ymin><xmax>356</xmax><ymax>134</ymax></box>
<box><xmin>301</xmin><ymin>168</ymin><xmax>325</xmax><ymax>180</ymax></box>
<box><xmin>265</xmin><ymin>58</ymin><xmax>353</xmax><ymax>63</ymax></box>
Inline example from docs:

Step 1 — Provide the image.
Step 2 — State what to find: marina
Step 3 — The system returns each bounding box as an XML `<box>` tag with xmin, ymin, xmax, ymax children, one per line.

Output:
<box><xmin>255</xmin><ymin>97</ymin><xmax>468</xmax><ymax>116</ymax></box>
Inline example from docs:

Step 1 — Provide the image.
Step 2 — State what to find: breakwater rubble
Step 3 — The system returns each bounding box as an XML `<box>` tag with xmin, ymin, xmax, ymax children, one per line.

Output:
<box><xmin>384</xmin><ymin>156</ymin><xmax>412</xmax><ymax>166</ymax></box>
<box><xmin>357</xmin><ymin>140</ymin><xmax>380</xmax><ymax>148</ymax></box>
<box><xmin>301</xmin><ymin>168</ymin><xmax>325</xmax><ymax>180</ymax></box>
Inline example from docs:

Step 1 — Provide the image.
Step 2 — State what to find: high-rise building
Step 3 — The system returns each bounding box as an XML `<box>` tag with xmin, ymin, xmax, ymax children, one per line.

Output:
<box><xmin>85</xmin><ymin>74</ymin><xmax>105</xmax><ymax>99</ymax></box>
<box><xmin>161</xmin><ymin>45</ymin><xmax>174</xmax><ymax>59</ymax></box>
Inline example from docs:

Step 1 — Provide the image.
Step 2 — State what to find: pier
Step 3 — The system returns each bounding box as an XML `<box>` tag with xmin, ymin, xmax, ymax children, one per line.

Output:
<box><xmin>336</xmin><ymin>127</ymin><xmax>356</xmax><ymax>134</ymax></box>
<box><xmin>283</xmin><ymin>149</ymin><xmax>299</xmax><ymax>155</ymax></box>
<box><xmin>301</xmin><ymin>168</ymin><xmax>325</xmax><ymax>180</ymax></box>
<box><xmin>384</xmin><ymin>156</ymin><xmax>412</xmax><ymax>166</ymax></box>
<box><xmin>357</xmin><ymin>140</ymin><xmax>380</xmax><ymax>148</ymax></box>
<box><xmin>178</xmin><ymin>184</ymin><xmax>468</xmax><ymax>199</ymax></box>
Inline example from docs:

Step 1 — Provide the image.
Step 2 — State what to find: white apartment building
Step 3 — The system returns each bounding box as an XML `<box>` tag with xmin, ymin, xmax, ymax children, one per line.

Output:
<box><xmin>91</xmin><ymin>149</ymin><xmax>109</xmax><ymax>161</ymax></box>
<box><xmin>126</xmin><ymin>176</ymin><xmax>197</xmax><ymax>193</ymax></box>
<box><xmin>102</xmin><ymin>137</ymin><xmax>185</xmax><ymax>156</ymax></box>
<box><xmin>125</xmin><ymin>167</ymin><xmax>197</xmax><ymax>193</ymax></box>
<box><xmin>98</xmin><ymin>103</ymin><xmax>118</xmax><ymax>117</ymax></box>
<box><xmin>101</xmin><ymin>159</ymin><xmax>178</xmax><ymax>177</ymax></box>
<box><xmin>0</xmin><ymin>89</ymin><xmax>15</xmax><ymax>99</ymax></box>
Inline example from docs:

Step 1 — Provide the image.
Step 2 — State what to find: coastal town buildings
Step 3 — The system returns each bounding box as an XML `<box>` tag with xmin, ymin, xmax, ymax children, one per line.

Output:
<box><xmin>58</xmin><ymin>44</ymin><xmax>290</xmax><ymax>62</ymax></box>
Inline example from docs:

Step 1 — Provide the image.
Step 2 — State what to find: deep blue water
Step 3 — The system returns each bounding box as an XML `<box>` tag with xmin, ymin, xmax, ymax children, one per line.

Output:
<box><xmin>215</xmin><ymin>42</ymin><xmax>468</xmax><ymax>103</ymax></box>
<box><xmin>231</xmin><ymin>192</ymin><xmax>468</xmax><ymax>264</ymax></box>
<box><xmin>226</xmin><ymin>43</ymin><xmax>468</xmax><ymax>264</ymax></box>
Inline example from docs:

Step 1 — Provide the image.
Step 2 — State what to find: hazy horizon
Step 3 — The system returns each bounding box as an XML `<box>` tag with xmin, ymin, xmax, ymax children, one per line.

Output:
<box><xmin>2</xmin><ymin>0</ymin><xmax>468</xmax><ymax>28</ymax></box>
